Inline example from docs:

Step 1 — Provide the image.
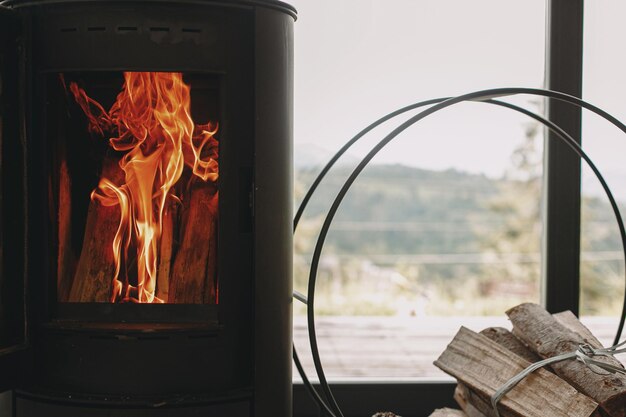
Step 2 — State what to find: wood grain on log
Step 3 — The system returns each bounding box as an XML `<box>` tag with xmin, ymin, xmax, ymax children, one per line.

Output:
<box><xmin>169</xmin><ymin>180</ymin><xmax>218</xmax><ymax>304</ymax></box>
<box><xmin>508</xmin><ymin>303</ymin><xmax>626</xmax><ymax>417</ymax></box>
<box><xmin>553</xmin><ymin>310</ymin><xmax>604</xmax><ymax>349</ymax></box>
<box><xmin>57</xmin><ymin>158</ymin><xmax>76</xmax><ymax>302</ymax></box>
<box><xmin>203</xmin><ymin>195</ymin><xmax>218</xmax><ymax>304</ymax></box>
<box><xmin>479</xmin><ymin>327</ymin><xmax>541</xmax><ymax>364</ymax></box>
<box><xmin>434</xmin><ymin>326</ymin><xmax>601</xmax><ymax>417</ymax></box>
<box><xmin>68</xmin><ymin>158</ymin><xmax>122</xmax><ymax>302</ymax></box>
<box><xmin>429</xmin><ymin>408</ymin><xmax>468</xmax><ymax>417</ymax></box>
<box><xmin>155</xmin><ymin>199</ymin><xmax>177</xmax><ymax>302</ymax></box>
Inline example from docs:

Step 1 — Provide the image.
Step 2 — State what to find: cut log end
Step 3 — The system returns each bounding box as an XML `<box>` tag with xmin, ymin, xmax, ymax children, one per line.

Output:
<box><xmin>479</xmin><ymin>327</ymin><xmax>541</xmax><ymax>364</ymax></box>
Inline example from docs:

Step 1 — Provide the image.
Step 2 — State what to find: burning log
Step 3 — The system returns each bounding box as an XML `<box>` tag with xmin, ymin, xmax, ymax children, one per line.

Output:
<box><xmin>68</xmin><ymin>157</ymin><xmax>122</xmax><ymax>302</ymax></box>
<box><xmin>434</xmin><ymin>326</ymin><xmax>601</xmax><ymax>417</ymax></box>
<box><xmin>507</xmin><ymin>303</ymin><xmax>626</xmax><ymax>417</ymax></box>
<box><xmin>168</xmin><ymin>180</ymin><xmax>218</xmax><ymax>304</ymax></box>
<box><xmin>56</xmin><ymin>158</ymin><xmax>76</xmax><ymax>302</ymax></box>
<box><xmin>155</xmin><ymin>198</ymin><xmax>177</xmax><ymax>303</ymax></box>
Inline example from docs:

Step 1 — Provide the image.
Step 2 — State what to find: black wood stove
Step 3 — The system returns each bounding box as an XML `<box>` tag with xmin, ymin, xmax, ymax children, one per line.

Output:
<box><xmin>0</xmin><ymin>1</ymin><xmax>295</xmax><ymax>415</ymax></box>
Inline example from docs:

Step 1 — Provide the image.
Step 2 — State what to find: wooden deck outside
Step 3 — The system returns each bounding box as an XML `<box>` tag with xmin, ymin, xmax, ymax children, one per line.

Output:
<box><xmin>293</xmin><ymin>315</ymin><xmax>622</xmax><ymax>380</ymax></box>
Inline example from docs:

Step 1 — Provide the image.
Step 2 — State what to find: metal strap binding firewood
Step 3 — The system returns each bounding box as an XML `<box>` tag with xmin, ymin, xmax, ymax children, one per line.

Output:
<box><xmin>434</xmin><ymin>327</ymin><xmax>601</xmax><ymax>417</ymax></box>
<box><xmin>507</xmin><ymin>303</ymin><xmax>626</xmax><ymax>417</ymax></box>
<box><xmin>489</xmin><ymin>344</ymin><xmax>626</xmax><ymax>417</ymax></box>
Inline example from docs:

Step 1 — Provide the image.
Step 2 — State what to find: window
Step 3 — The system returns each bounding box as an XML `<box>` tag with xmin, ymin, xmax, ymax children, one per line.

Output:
<box><xmin>291</xmin><ymin>1</ymin><xmax>598</xmax><ymax>416</ymax></box>
<box><xmin>292</xmin><ymin>0</ymin><xmax>546</xmax><ymax>377</ymax></box>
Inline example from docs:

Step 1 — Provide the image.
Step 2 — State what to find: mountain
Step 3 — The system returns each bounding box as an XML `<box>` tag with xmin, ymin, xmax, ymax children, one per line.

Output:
<box><xmin>295</xmin><ymin>164</ymin><xmax>503</xmax><ymax>255</ymax></box>
<box><xmin>295</xmin><ymin>162</ymin><xmax>623</xmax><ymax>266</ymax></box>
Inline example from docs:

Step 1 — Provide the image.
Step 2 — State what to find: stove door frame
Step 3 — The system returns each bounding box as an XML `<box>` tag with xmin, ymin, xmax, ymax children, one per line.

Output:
<box><xmin>0</xmin><ymin>6</ymin><xmax>30</xmax><ymax>393</ymax></box>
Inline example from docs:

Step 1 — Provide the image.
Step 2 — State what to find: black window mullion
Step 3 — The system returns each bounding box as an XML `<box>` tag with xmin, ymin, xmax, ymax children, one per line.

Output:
<box><xmin>542</xmin><ymin>0</ymin><xmax>584</xmax><ymax>315</ymax></box>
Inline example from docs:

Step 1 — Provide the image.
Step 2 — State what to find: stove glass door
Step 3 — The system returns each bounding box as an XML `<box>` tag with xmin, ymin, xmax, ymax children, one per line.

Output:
<box><xmin>48</xmin><ymin>72</ymin><xmax>220</xmax><ymax>311</ymax></box>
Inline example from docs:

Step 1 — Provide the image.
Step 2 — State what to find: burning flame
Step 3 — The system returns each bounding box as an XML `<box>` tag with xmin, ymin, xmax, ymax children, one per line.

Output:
<box><xmin>69</xmin><ymin>72</ymin><xmax>218</xmax><ymax>303</ymax></box>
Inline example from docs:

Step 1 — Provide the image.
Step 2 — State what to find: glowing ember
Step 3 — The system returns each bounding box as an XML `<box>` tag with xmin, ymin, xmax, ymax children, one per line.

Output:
<box><xmin>69</xmin><ymin>72</ymin><xmax>218</xmax><ymax>303</ymax></box>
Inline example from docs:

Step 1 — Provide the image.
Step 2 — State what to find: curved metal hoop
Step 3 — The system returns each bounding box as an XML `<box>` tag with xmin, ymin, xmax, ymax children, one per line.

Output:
<box><xmin>294</xmin><ymin>88</ymin><xmax>626</xmax><ymax>417</ymax></box>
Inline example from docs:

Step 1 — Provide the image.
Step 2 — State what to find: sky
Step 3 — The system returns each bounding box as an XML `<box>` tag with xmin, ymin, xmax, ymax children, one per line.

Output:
<box><xmin>581</xmin><ymin>2</ymin><xmax>626</xmax><ymax>198</ymax></box>
<box><xmin>288</xmin><ymin>0</ymin><xmax>626</xmax><ymax>193</ymax></box>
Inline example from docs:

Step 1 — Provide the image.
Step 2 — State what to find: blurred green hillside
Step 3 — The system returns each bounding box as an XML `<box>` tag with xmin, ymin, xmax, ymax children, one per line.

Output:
<box><xmin>294</xmin><ymin>163</ymin><xmax>625</xmax><ymax>316</ymax></box>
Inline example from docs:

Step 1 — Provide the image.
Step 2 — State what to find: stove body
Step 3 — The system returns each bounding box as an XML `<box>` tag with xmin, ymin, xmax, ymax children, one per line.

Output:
<box><xmin>0</xmin><ymin>1</ymin><xmax>294</xmax><ymax>416</ymax></box>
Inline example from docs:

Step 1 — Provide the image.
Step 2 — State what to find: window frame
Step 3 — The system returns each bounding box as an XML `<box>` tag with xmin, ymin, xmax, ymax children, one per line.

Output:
<box><xmin>292</xmin><ymin>1</ymin><xmax>585</xmax><ymax>415</ymax></box>
<box><xmin>542</xmin><ymin>0</ymin><xmax>584</xmax><ymax>315</ymax></box>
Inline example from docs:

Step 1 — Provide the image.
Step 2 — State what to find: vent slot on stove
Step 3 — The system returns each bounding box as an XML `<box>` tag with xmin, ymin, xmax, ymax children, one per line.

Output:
<box><xmin>59</xmin><ymin>25</ymin><xmax>205</xmax><ymax>35</ymax></box>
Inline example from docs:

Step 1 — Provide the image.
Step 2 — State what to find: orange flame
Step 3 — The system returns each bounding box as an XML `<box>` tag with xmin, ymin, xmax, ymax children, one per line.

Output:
<box><xmin>69</xmin><ymin>72</ymin><xmax>218</xmax><ymax>303</ymax></box>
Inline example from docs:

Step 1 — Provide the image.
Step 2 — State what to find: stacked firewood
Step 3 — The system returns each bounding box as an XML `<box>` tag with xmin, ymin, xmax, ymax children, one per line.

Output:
<box><xmin>428</xmin><ymin>303</ymin><xmax>626</xmax><ymax>417</ymax></box>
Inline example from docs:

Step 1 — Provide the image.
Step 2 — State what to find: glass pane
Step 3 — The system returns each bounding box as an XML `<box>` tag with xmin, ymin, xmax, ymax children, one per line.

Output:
<box><xmin>580</xmin><ymin>0</ymin><xmax>626</xmax><ymax>346</ymax></box>
<box><xmin>49</xmin><ymin>72</ymin><xmax>219</xmax><ymax>305</ymax></box>
<box><xmin>291</xmin><ymin>0</ymin><xmax>546</xmax><ymax>380</ymax></box>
